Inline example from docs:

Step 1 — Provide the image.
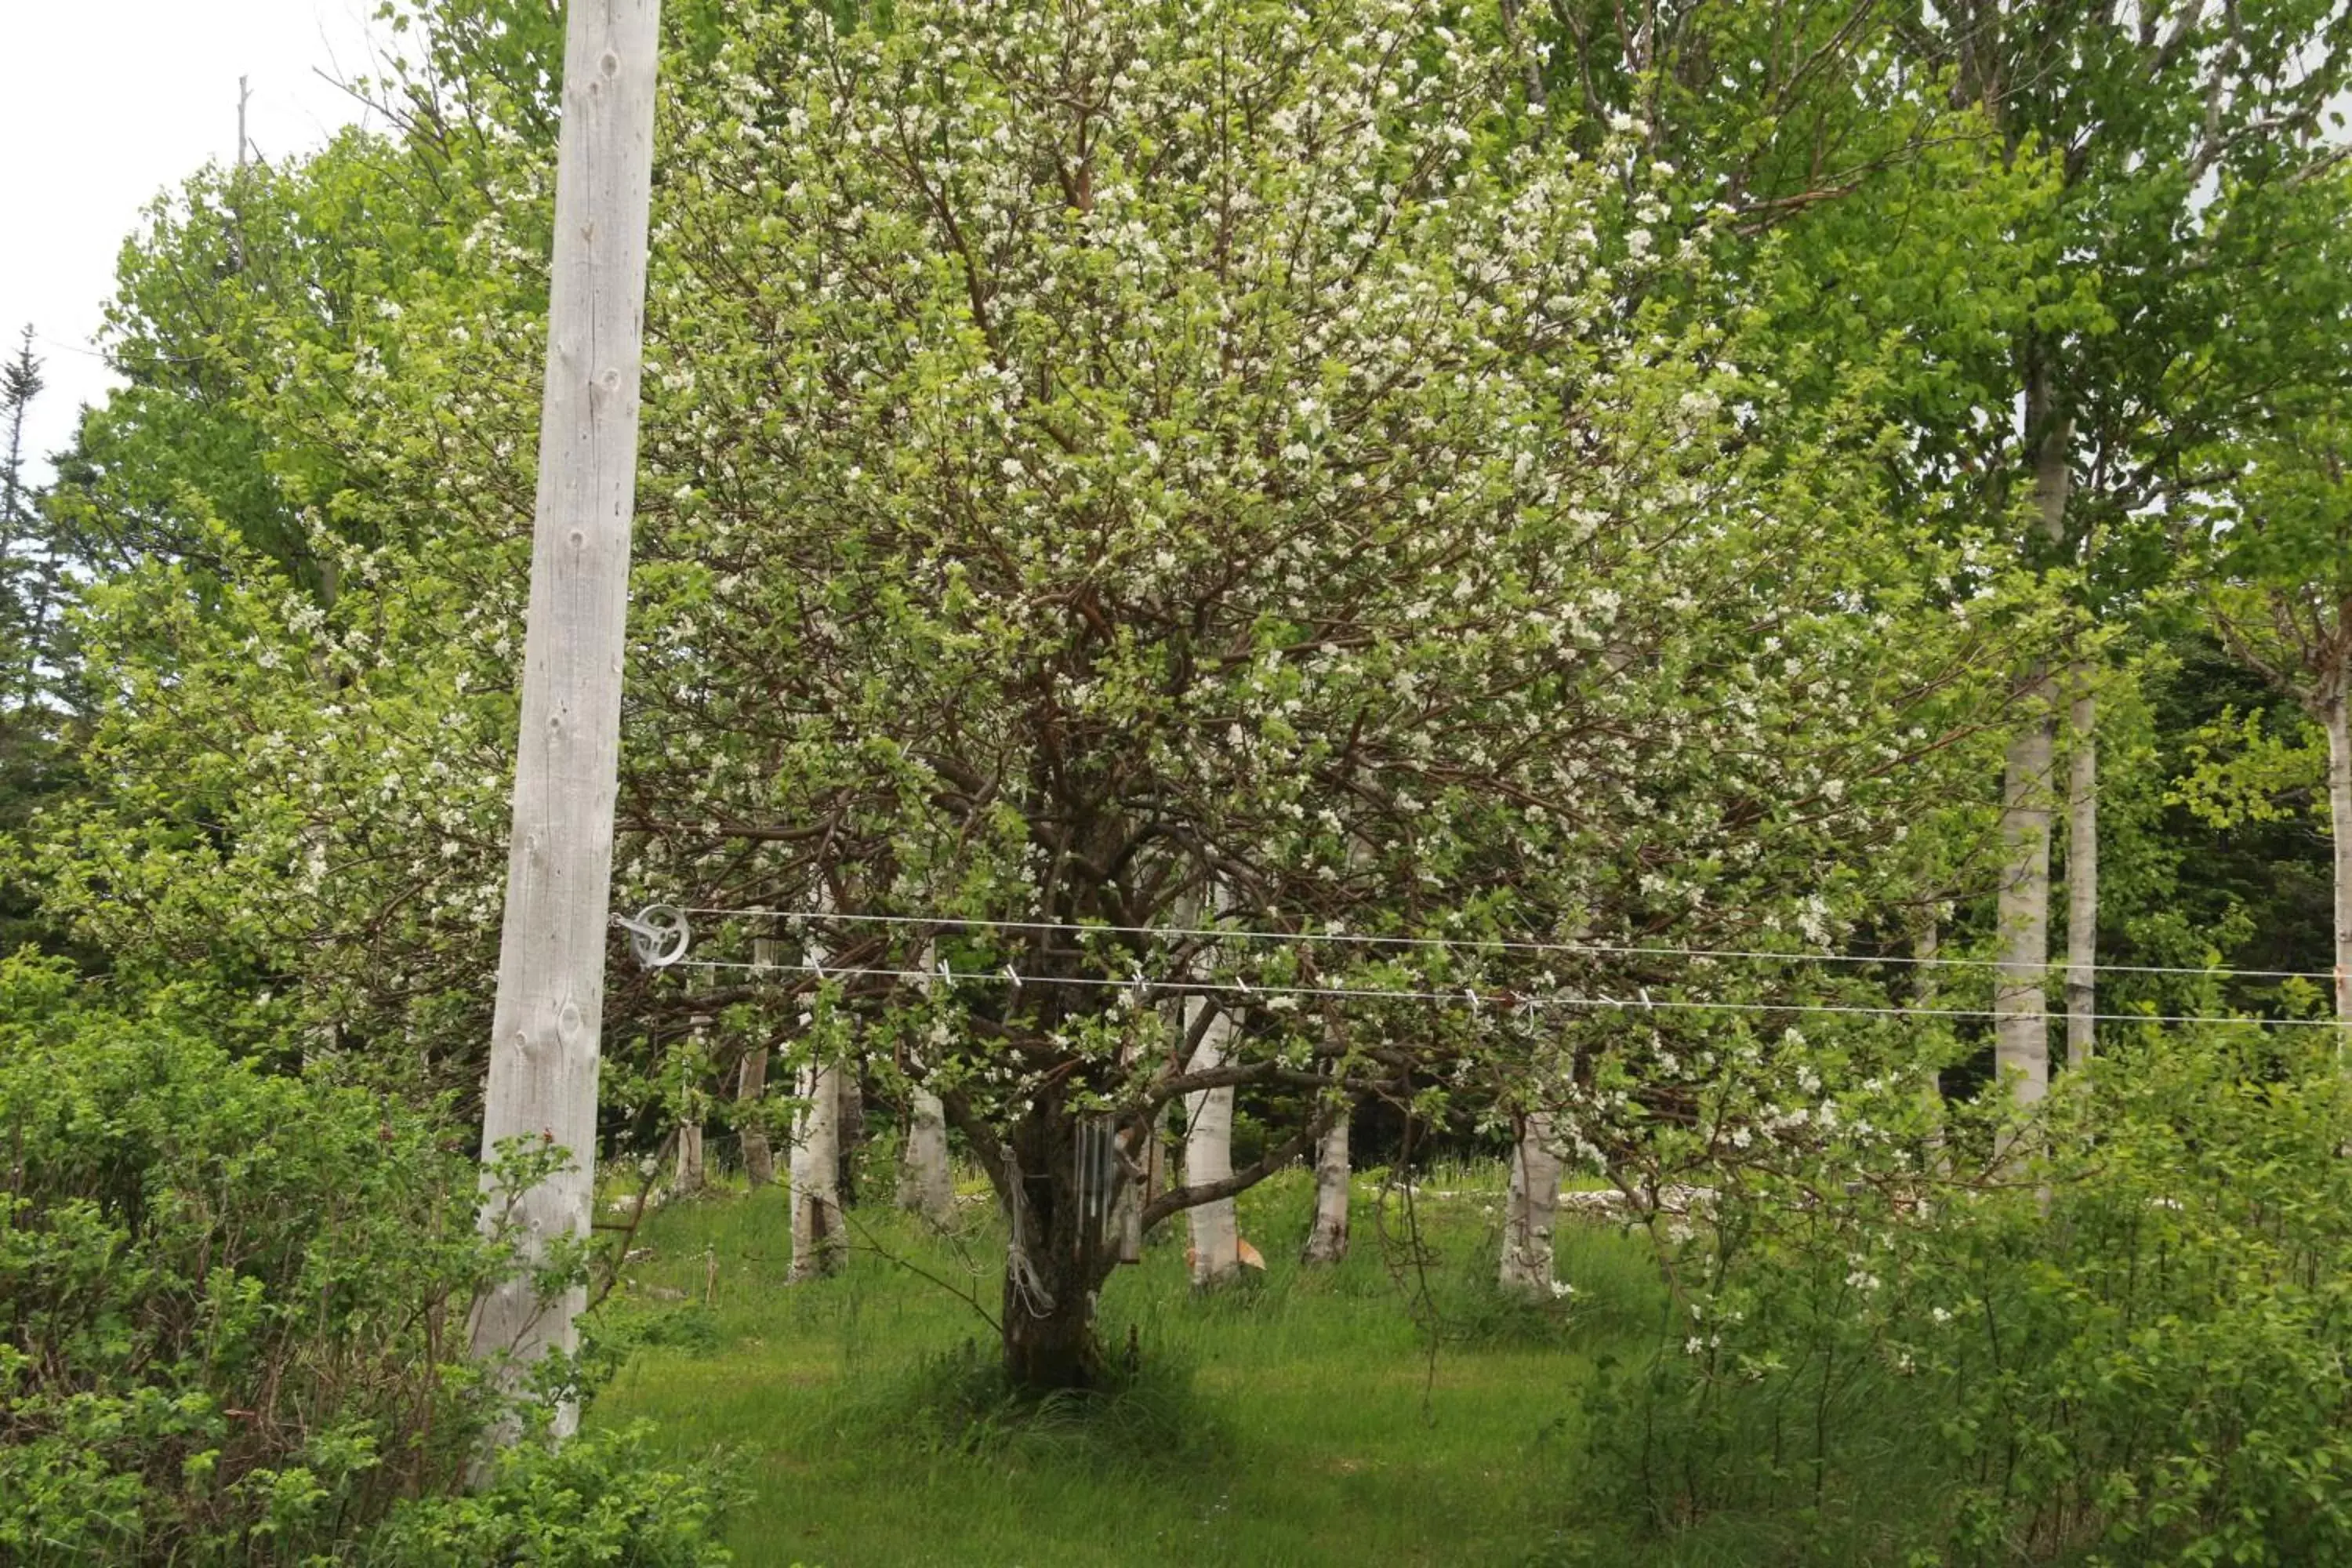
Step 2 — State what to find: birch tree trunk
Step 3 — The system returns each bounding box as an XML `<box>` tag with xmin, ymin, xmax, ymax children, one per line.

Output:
<box><xmin>788</xmin><ymin>922</ymin><xmax>843</xmax><ymax>1279</ymax></box>
<box><xmin>2326</xmin><ymin>694</ymin><xmax>2352</xmax><ymax>1031</ymax></box>
<box><xmin>673</xmin><ymin>1124</ymin><xmax>705</xmax><ymax>1194</ymax></box>
<box><xmin>1992</xmin><ymin>366</ymin><xmax>2071</xmax><ymax>1129</ymax></box>
<box><xmin>2065</xmin><ymin>684</ymin><xmax>2099</xmax><ymax>1072</ymax></box>
<box><xmin>1145</xmin><ymin>1109</ymin><xmax>1167</xmax><ymax>1209</ymax></box>
<box><xmin>1499</xmin><ymin>1111</ymin><xmax>1563</xmax><ymax>1296</ymax></box>
<box><xmin>789</xmin><ymin>1059</ymin><xmax>844</xmax><ymax>1280</ymax></box>
<box><xmin>1110</xmin><ymin>1104</ymin><xmax>1167</xmax><ymax>1264</ymax></box>
<box><xmin>1301</xmin><ymin>1107</ymin><xmax>1352</xmax><ymax>1265</ymax></box>
<box><xmin>734</xmin><ymin>933</ymin><xmax>779</xmax><ymax>1187</ymax></box>
<box><xmin>468</xmin><ymin>0</ymin><xmax>660</xmax><ymax>1431</ymax></box>
<box><xmin>898</xmin><ymin>1087</ymin><xmax>956</xmax><ymax>1225</ymax></box>
<box><xmin>1107</xmin><ymin>996</ymin><xmax>1149</xmax><ymax>1263</ymax></box>
<box><xmin>897</xmin><ymin>942</ymin><xmax>955</xmax><ymax>1221</ymax></box>
<box><xmin>1301</xmin><ymin>983</ymin><xmax>1356</xmax><ymax>1265</ymax></box>
<box><xmin>1111</xmin><ymin>1128</ymin><xmax>1148</xmax><ymax>1264</ymax></box>
<box><xmin>1995</xmin><ymin>710</ymin><xmax>2054</xmax><ymax>1118</ymax></box>
<box><xmin>1182</xmin><ymin>994</ymin><xmax>1241</xmax><ymax>1287</ymax></box>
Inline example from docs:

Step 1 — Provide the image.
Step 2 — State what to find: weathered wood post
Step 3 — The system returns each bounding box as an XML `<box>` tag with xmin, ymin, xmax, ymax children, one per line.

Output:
<box><xmin>470</xmin><ymin>0</ymin><xmax>662</xmax><ymax>1436</ymax></box>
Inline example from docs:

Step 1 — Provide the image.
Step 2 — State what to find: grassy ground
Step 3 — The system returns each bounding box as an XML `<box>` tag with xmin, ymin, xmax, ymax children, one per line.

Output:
<box><xmin>587</xmin><ymin>1163</ymin><xmax>1679</xmax><ymax>1567</ymax></box>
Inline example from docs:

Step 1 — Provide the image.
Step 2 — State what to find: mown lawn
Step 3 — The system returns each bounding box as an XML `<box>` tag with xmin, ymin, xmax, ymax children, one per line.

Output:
<box><xmin>589</xmin><ymin>1165</ymin><xmax>1677</xmax><ymax>1567</ymax></box>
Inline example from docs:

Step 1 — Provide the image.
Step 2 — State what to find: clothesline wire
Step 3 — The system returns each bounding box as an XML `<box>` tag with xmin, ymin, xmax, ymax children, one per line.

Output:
<box><xmin>653</xmin><ymin>953</ymin><xmax>2349</xmax><ymax>1031</ymax></box>
<box><xmin>669</xmin><ymin>905</ymin><xmax>2337</xmax><ymax>983</ymax></box>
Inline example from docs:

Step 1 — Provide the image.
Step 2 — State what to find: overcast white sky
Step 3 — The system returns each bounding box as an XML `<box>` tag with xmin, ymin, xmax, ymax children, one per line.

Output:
<box><xmin>1</xmin><ymin>2</ymin><xmax>389</xmax><ymax>484</ymax></box>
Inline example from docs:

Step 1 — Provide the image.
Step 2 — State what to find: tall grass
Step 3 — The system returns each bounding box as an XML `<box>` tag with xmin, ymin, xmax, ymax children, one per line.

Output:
<box><xmin>590</xmin><ymin>1166</ymin><xmax>1653</xmax><ymax>1566</ymax></box>
<box><xmin>592</xmin><ymin>1031</ymin><xmax>2352</xmax><ymax>1566</ymax></box>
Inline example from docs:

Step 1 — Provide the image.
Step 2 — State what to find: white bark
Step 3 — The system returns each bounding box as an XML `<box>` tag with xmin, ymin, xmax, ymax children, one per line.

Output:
<box><xmin>739</xmin><ymin>935</ymin><xmax>779</xmax><ymax>1187</ymax></box>
<box><xmin>1991</xmin><ymin>361</ymin><xmax>2071</xmax><ymax>1136</ymax></box>
<box><xmin>2065</xmin><ymin>685</ymin><xmax>2099</xmax><ymax>1072</ymax></box>
<box><xmin>469</xmin><ymin>0</ymin><xmax>661</xmax><ymax>1426</ymax></box>
<box><xmin>1108</xmin><ymin>985</ymin><xmax>1149</xmax><ymax>1264</ymax></box>
<box><xmin>1112</xmin><ymin>1133</ymin><xmax>1147</xmax><ymax>1264</ymax></box>
<box><xmin>1183</xmin><ymin>995</ymin><xmax>1241</xmax><ymax>1287</ymax></box>
<box><xmin>898</xmin><ymin>942</ymin><xmax>954</xmax><ymax>1221</ymax></box>
<box><xmin>1300</xmin><ymin>844</ymin><xmax>1366</xmax><ymax>1268</ymax></box>
<box><xmin>789</xmin><ymin>923</ymin><xmax>844</xmax><ymax>1280</ymax></box>
<box><xmin>1499</xmin><ymin>1111</ymin><xmax>1563</xmax><ymax>1296</ymax></box>
<box><xmin>789</xmin><ymin>1060</ymin><xmax>844</xmax><ymax>1280</ymax></box>
<box><xmin>1301</xmin><ymin>1107</ymin><xmax>1351</xmax><ymax>1265</ymax></box>
<box><xmin>1995</xmin><ymin>709</ymin><xmax>2055</xmax><ymax>1120</ymax></box>
<box><xmin>898</xmin><ymin>1087</ymin><xmax>956</xmax><ymax>1225</ymax></box>
<box><xmin>1114</xmin><ymin>1105</ymin><xmax>1166</xmax><ymax>1264</ymax></box>
<box><xmin>2327</xmin><ymin>695</ymin><xmax>2352</xmax><ymax>1032</ymax></box>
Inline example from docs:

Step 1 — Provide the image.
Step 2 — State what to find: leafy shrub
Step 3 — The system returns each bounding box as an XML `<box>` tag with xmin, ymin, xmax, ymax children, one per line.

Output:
<box><xmin>1584</xmin><ymin>1023</ymin><xmax>2352</xmax><ymax>1566</ymax></box>
<box><xmin>362</xmin><ymin>1424</ymin><xmax>739</xmax><ymax>1567</ymax></box>
<box><xmin>0</xmin><ymin>953</ymin><xmax>735</xmax><ymax>1565</ymax></box>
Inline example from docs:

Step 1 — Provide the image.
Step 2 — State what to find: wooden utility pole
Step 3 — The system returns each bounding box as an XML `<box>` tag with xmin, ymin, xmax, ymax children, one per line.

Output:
<box><xmin>470</xmin><ymin>0</ymin><xmax>661</xmax><ymax>1435</ymax></box>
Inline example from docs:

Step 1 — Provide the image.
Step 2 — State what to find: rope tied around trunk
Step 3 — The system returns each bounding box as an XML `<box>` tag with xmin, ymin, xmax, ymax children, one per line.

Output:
<box><xmin>1004</xmin><ymin>1149</ymin><xmax>1056</xmax><ymax>1316</ymax></box>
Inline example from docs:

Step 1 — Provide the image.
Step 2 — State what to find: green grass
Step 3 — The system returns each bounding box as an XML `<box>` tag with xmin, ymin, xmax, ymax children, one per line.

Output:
<box><xmin>586</xmin><ymin>1164</ymin><xmax>1677</xmax><ymax>1567</ymax></box>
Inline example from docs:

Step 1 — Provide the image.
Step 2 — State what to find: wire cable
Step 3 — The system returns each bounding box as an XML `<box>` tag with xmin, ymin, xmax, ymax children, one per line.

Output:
<box><xmin>659</xmin><ymin>953</ymin><xmax>2348</xmax><ymax>1031</ymax></box>
<box><xmin>671</xmin><ymin>905</ymin><xmax>2338</xmax><ymax>983</ymax></box>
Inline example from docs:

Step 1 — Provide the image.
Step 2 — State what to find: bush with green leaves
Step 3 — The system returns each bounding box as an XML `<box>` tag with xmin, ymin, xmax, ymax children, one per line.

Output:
<box><xmin>362</xmin><ymin>1424</ymin><xmax>741</xmax><ymax>1568</ymax></box>
<box><xmin>1581</xmin><ymin>1020</ymin><xmax>2352</xmax><ymax>1566</ymax></box>
<box><xmin>0</xmin><ymin>952</ymin><xmax>735</xmax><ymax>1566</ymax></box>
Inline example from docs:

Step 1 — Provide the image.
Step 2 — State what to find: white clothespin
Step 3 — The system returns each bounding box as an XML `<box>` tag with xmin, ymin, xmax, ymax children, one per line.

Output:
<box><xmin>1004</xmin><ymin>964</ymin><xmax>1022</xmax><ymax>993</ymax></box>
